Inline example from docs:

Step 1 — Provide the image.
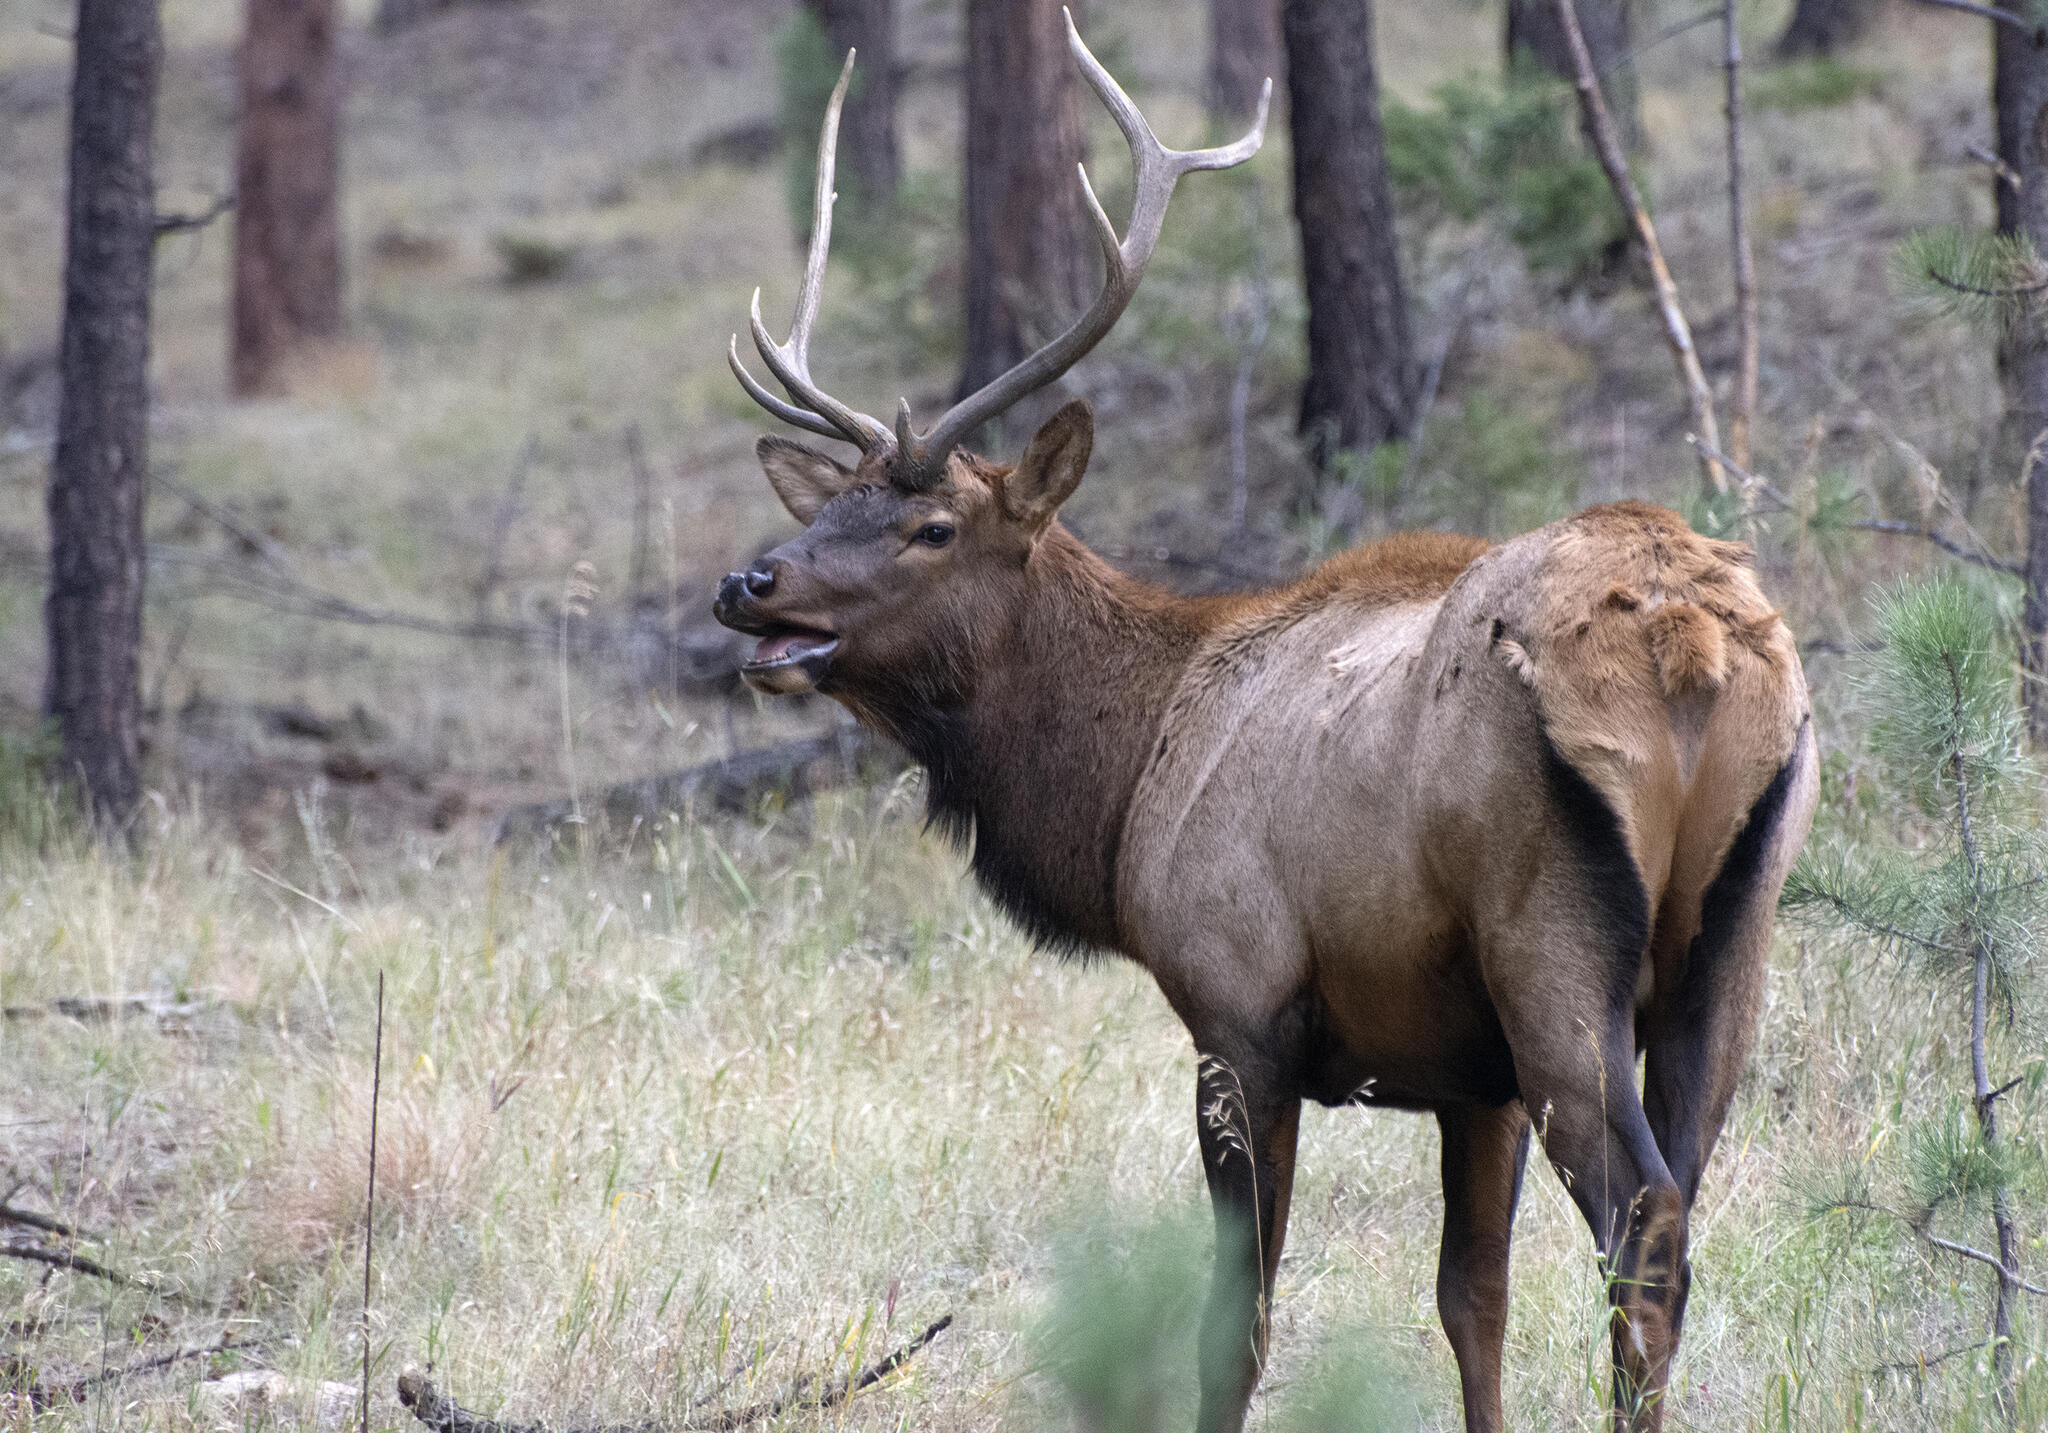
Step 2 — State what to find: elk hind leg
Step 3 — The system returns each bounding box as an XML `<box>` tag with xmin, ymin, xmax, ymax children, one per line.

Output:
<box><xmin>1643</xmin><ymin>725</ymin><xmax>1817</xmax><ymax>1342</ymax></box>
<box><xmin>1481</xmin><ymin>777</ymin><xmax>1682</xmax><ymax>1425</ymax></box>
<box><xmin>1435</xmin><ymin>1101</ymin><xmax>1531</xmax><ymax>1433</ymax></box>
<box><xmin>1193</xmin><ymin>1051</ymin><xmax>1301</xmax><ymax>1433</ymax></box>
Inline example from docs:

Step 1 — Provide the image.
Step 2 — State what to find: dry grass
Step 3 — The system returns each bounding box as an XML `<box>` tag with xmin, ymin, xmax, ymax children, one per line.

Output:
<box><xmin>1</xmin><ymin>0</ymin><xmax>2045</xmax><ymax>1427</ymax></box>
<box><xmin>0</xmin><ymin>787</ymin><xmax>2040</xmax><ymax>1430</ymax></box>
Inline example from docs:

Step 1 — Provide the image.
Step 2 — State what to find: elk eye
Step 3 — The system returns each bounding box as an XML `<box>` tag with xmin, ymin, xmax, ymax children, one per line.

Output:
<box><xmin>915</xmin><ymin>523</ymin><xmax>955</xmax><ymax>548</ymax></box>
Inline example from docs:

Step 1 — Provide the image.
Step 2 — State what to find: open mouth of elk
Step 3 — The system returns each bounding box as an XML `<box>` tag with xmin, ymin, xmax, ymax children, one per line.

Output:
<box><xmin>740</xmin><ymin>626</ymin><xmax>838</xmax><ymax>693</ymax></box>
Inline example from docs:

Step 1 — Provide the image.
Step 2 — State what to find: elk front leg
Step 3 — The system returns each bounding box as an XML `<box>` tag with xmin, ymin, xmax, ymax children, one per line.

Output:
<box><xmin>1436</xmin><ymin>1101</ymin><xmax>1531</xmax><ymax>1433</ymax></box>
<box><xmin>1194</xmin><ymin>1054</ymin><xmax>1300</xmax><ymax>1433</ymax></box>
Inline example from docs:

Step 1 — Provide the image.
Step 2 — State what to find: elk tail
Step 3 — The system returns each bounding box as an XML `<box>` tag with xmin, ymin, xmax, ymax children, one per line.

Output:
<box><xmin>1644</xmin><ymin>602</ymin><xmax>1727</xmax><ymax>697</ymax></box>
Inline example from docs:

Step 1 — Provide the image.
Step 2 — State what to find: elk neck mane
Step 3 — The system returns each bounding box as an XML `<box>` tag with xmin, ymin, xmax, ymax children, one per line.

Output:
<box><xmin>838</xmin><ymin>519</ymin><xmax>1493</xmax><ymax>958</ymax></box>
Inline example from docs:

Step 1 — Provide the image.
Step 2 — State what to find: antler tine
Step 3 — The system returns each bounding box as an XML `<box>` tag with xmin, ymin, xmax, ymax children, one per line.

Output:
<box><xmin>899</xmin><ymin>7</ymin><xmax>1266</xmax><ymax>485</ymax></box>
<box><xmin>728</xmin><ymin>335</ymin><xmax>845</xmax><ymax>442</ymax></box>
<box><xmin>728</xmin><ymin>49</ymin><xmax>892</xmax><ymax>454</ymax></box>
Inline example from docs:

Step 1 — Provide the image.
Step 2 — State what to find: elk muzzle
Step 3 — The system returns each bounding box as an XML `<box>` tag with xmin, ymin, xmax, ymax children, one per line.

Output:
<box><xmin>713</xmin><ymin>566</ymin><xmax>839</xmax><ymax>696</ymax></box>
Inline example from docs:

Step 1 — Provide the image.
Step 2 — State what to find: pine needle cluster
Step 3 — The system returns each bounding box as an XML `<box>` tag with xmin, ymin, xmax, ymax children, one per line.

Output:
<box><xmin>1893</xmin><ymin>227</ymin><xmax>2048</xmax><ymax>340</ymax></box>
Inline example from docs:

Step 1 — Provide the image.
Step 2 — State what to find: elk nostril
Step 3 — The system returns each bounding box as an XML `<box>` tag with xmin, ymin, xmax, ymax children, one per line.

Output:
<box><xmin>744</xmin><ymin>567</ymin><xmax>776</xmax><ymax>599</ymax></box>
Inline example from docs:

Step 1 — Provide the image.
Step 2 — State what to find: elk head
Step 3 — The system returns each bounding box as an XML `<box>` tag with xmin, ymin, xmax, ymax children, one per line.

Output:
<box><xmin>713</xmin><ymin>10</ymin><xmax>1266</xmax><ymax>701</ymax></box>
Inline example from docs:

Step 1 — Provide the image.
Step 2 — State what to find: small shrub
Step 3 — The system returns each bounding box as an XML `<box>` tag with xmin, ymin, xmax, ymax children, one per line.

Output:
<box><xmin>1383</xmin><ymin>65</ymin><xmax>1622</xmax><ymax>281</ymax></box>
<box><xmin>491</xmin><ymin>232</ymin><xmax>577</xmax><ymax>285</ymax></box>
<box><xmin>1412</xmin><ymin>390</ymin><xmax>1579</xmax><ymax>534</ymax></box>
<box><xmin>0</xmin><ymin>720</ymin><xmax>71</xmax><ymax>852</ymax></box>
<box><xmin>1750</xmin><ymin>57</ymin><xmax>1885</xmax><ymax>113</ymax></box>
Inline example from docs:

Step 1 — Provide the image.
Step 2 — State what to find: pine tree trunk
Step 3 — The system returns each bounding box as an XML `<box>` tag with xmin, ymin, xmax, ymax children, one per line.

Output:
<box><xmin>1994</xmin><ymin>8</ymin><xmax>2048</xmax><ymax>746</ymax></box>
<box><xmin>46</xmin><ymin>0</ymin><xmax>161</xmax><ymax>830</ymax></box>
<box><xmin>957</xmin><ymin>0</ymin><xmax>1093</xmax><ymax>406</ymax></box>
<box><xmin>1284</xmin><ymin>0</ymin><xmax>1413</xmax><ymax>464</ymax></box>
<box><xmin>1508</xmin><ymin>0</ymin><xmax>1639</xmax><ymax>150</ymax></box>
<box><xmin>1775</xmin><ymin>0</ymin><xmax>1881</xmax><ymax>57</ymax></box>
<box><xmin>231</xmin><ymin>0</ymin><xmax>343</xmax><ymax>397</ymax></box>
<box><xmin>1208</xmin><ymin>0</ymin><xmax>1281</xmax><ymax>128</ymax></box>
<box><xmin>803</xmin><ymin>0</ymin><xmax>898</xmax><ymax>215</ymax></box>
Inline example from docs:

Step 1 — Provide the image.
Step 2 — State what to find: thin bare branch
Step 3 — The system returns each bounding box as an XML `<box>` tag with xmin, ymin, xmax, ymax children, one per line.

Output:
<box><xmin>154</xmin><ymin>468</ymin><xmax>294</xmax><ymax>573</ymax></box>
<box><xmin>0</xmin><ymin>1202</ymin><xmax>94</xmax><ymax>1242</ymax></box>
<box><xmin>474</xmin><ymin>436</ymin><xmax>538</xmax><ymax>622</ymax></box>
<box><xmin>1</xmin><ymin>1238</ymin><xmax>146</xmax><ymax>1288</ymax></box>
<box><xmin>1922</xmin><ymin>1232</ymin><xmax>2048</xmax><ymax>1295</ymax></box>
<box><xmin>1722</xmin><ymin>0</ymin><xmax>1759</xmax><ymax>475</ymax></box>
<box><xmin>57</xmin><ymin>1337</ymin><xmax>272</xmax><ymax>1401</ymax></box>
<box><xmin>1847</xmin><ymin>520</ymin><xmax>2023</xmax><ymax>575</ymax></box>
<box><xmin>153</xmin><ymin>192</ymin><xmax>234</xmax><ymax>240</ymax></box>
<box><xmin>1553</xmin><ymin>0</ymin><xmax>1727</xmax><ymax>493</ymax></box>
<box><xmin>396</xmin><ymin>1316</ymin><xmax>952</xmax><ymax>1433</ymax></box>
<box><xmin>1966</xmin><ymin>142</ymin><xmax>2022</xmax><ymax>192</ymax></box>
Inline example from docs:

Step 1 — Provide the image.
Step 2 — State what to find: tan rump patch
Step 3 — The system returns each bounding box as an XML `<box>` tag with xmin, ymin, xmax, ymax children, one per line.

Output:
<box><xmin>1645</xmin><ymin>603</ymin><xmax>1727</xmax><ymax>695</ymax></box>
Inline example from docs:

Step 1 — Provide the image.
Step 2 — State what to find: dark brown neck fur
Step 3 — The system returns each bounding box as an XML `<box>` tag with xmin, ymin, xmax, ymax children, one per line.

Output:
<box><xmin>835</xmin><ymin>522</ymin><xmax>1488</xmax><ymax>955</ymax></box>
<box><xmin>845</xmin><ymin>523</ymin><xmax>1216</xmax><ymax>954</ymax></box>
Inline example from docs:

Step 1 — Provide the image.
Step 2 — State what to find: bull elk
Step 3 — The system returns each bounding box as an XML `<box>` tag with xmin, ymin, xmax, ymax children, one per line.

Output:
<box><xmin>712</xmin><ymin>17</ymin><xmax>1817</xmax><ymax>1431</ymax></box>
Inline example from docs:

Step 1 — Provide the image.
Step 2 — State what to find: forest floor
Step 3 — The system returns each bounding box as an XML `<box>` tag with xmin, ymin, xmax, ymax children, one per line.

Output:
<box><xmin>0</xmin><ymin>0</ymin><xmax>2042</xmax><ymax>1428</ymax></box>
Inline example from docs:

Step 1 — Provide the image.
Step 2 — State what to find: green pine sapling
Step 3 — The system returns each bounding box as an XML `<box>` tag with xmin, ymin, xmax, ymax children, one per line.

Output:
<box><xmin>1784</xmin><ymin>579</ymin><xmax>2045</xmax><ymax>1416</ymax></box>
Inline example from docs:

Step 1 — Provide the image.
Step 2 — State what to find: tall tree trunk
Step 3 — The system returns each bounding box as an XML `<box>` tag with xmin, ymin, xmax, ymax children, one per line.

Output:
<box><xmin>231</xmin><ymin>0</ymin><xmax>343</xmax><ymax>397</ymax></box>
<box><xmin>1775</xmin><ymin>0</ymin><xmax>1882</xmax><ymax>57</ymax></box>
<box><xmin>46</xmin><ymin>0</ymin><xmax>161</xmax><ymax>830</ymax></box>
<box><xmin>1994</xmin><ymin>7</ymin><xmax>2048</xmax><ymax>745</ymax></box>
<box><xmin>803</xmin><ymin>0</ymin><xmax>898</xmax><ymax>215</ymax></box>
<box><xmin>1284</xmin><ymin>0</ymin><xmax>1413</xmax><ymax>465</ymax></box>
<box><xmin>1208</xmin><ymin>0</ymin><xmax>1281</xmax><ymax>128</ymax></box>
<box><xmin>1507</xmin><ymin>0</ymin><xmax>1639</xmax><ymax>150</ymax></box>
<box><xmin>957</xmin><ymin>0</ymin><xmax>1092</xmax><ymax>406</ymax></box>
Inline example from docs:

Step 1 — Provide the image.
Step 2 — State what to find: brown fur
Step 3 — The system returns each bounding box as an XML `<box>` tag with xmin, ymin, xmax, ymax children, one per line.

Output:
<box><xmin>717</xmin><ymin>421</ymin><xmax>1819</xmax><ymax>1433</ymax></box>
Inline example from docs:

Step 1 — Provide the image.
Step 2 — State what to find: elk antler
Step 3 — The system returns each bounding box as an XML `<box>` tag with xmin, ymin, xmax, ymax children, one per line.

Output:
<box><xmin>729</xmin><ymin>10</ymin><xmax>1270</xmax><ymax>488</ymax></box>
<box><xmin>727</xmin><ymin>50</ymin><xmax>893</xmax><ymax>454</ymax></box>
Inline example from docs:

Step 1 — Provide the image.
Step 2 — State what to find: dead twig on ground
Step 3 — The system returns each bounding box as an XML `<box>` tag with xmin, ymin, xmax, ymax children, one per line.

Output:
<box><xmin>0</xmin><ymin>1200</ymin><xmax>95</xmax><ymax>1243</ymax></box>
<box><xmin>41</xmin><ymin>1337</ymin><xmax>273</xmax><ymax>1405</ymax></box>
<box><xmin>1</xmin><ymin>1239</ymin><xmax>149</xmax><ymax>1289</ymax></box>
<box><xmin>396</xmin><ymin>1316</ymin><xmax>951</xmax><ymax>1433</ymax></box>
<box><xmin>2</xmin><ymin>994</ymin><xmax>211</xmax><ymax>1023</ymax></box>
<box><xmin>1554</xmin><ymin>0</ymin><xmax>1728</xmax><ymax>494</ymax></box>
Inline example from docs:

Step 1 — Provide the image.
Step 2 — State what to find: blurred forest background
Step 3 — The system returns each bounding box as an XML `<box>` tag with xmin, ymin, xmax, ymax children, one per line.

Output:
<box><xmin>1</xmin><ymin>0</ymin><xmax>2045</xmax><ymax>1429</ymax></box>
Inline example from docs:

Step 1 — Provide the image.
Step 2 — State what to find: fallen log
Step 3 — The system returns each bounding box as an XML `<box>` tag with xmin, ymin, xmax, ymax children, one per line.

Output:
<box><xmin>495</xmin><ymin>725</ymin><xmax>903</xmax><ymax>843</ymax></box>
<box><xmin>396</xmin><ymin>1315</ymin><xmax>951</xmax><ymax>1433</ymax></box>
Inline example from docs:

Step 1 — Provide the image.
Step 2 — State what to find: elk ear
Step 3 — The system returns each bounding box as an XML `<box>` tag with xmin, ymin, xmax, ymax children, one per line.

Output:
<box><xmin>1002</xmin><ymin>399</ymin><xmax>1094</xmax><ymax>530</ymax></box>
<box><xmin>757</xmin><ymin>436</ymin><xmax>857</xmax><ymax>523</ymax></box>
